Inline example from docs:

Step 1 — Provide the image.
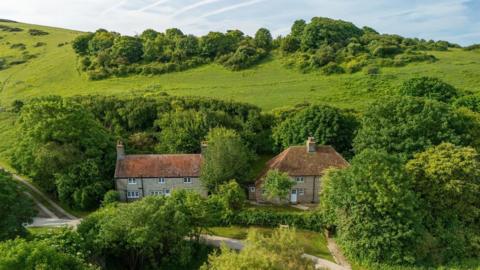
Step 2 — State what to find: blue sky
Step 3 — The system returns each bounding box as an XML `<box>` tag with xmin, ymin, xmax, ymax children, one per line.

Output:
<box><xmin>0</xmin><ymin>0</ymin><xmax>478</xmax><ymax>45</ymax></box>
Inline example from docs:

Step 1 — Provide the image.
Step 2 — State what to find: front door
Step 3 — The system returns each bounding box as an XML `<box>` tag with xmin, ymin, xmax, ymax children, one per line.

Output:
<box><xmin>290</xmin><ymin>189</ymin><xmax>298</xmax><ymax>203</ymax></box>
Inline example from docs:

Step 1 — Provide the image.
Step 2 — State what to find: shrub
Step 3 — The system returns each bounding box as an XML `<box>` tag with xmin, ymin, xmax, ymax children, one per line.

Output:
<box><xmin>10</xmin><ymin>43</ymin><xmax>26</xmax><ymax>50</ymax></box>
<box><xmin>363</xmin><ymin>65</ymin><xmax>380</xmax><ymax>75</ymax></box>
<box><xmin>101</xmin><ymin>190</ymin><xmax>120</xmax><ymax>206</ymax></box>
<box><xmin>224</xmin><ymin>209</ymin><xmax>324</xmax><ymax>232</ymax></box>
<box><xmin>28</xmin><ymin>29</ymin><xmax>49</xmax><ymax>36</ymax></box>
<box><xmin>321</xmin><ymin>62</ymin><xmax>344</xmax><ymax>75</ymax></box>
<box><xmin>33</xmin><ymin>42</ymin><xmax>46</xmax><ymax>47</ymax></box>
<box><xmin>399</xmin><ymin>76</ymin><xmax>459</xmax><ymax>103</ymax></box>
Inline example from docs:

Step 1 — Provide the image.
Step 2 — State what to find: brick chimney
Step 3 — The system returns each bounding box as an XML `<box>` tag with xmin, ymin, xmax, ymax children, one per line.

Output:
<box><xmin>306</xmin><ymin>137</ymin><xmax>316</xmax><ymax>153</ymax></box>
<box><xmin>117</xmin><ymin>141</ymin><xmax>125</xmax><ymax>160</ymax></box>
<box><xmin>201</xmin><ymin>141</ymin><xmax>208</xmax><ymax>155</ymax></box>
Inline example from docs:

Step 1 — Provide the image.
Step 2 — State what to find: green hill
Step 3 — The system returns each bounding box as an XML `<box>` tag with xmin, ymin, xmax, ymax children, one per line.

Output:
<box><xmin>0</xmin><ymin>21</ymin><xmax>480</xmax><ymax>111</ymax></box>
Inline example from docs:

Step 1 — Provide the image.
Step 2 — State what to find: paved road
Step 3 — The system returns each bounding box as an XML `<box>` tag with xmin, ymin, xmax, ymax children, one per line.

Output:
<box><xmin>200</xmin><ymin>234</ymin><xmax>350</xmax><ymax>270</ymax></box>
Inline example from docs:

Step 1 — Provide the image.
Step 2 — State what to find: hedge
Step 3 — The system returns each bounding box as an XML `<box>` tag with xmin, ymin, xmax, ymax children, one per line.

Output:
<box><xmin>222</xmin><ymin>209</ymin><xmax>325</xmax><ymax>232</ymax></box>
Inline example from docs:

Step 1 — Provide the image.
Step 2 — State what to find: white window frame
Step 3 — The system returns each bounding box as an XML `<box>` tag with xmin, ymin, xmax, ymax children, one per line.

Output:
<box><xmin>151</xmin><ymin>191</ymin><xmax>163</xmax><ymax>196</ymax></box>
<box><xmin>183</xmin><ymin>177</ymin><xmax>192</xmax><ymax>184</ymax></box>
<box><xmin>164</xmin><ymin>188</ymin><xmax>171</xmax><ymax>196</ymax></box>
<box><xmin>295</xmin><ymin>177</ymin><xmax>304</xmax><ymax>183</ymax></box>
<box><xmin>298</xmin><ymin>188</ymin><xmax>305</xmax><ymax>196</ymax></box>
<box><xmin>128</xmin><ymin>178</ymin><xmax>137</xmax><ymax>185</ymax></box>
<box><xmin>127</xmin><ymin>191</ymin><xmax>140</xmax><ymax>198</ymax></box>
<box><xmin>158</xmin><ymin>177</ymin><xmax>165</xmax><ymax>184</ymax></box>
<box><xmin>249</xmin><ymin>186</ymin><xmax>256</xmax><ymax>192</ymax></box>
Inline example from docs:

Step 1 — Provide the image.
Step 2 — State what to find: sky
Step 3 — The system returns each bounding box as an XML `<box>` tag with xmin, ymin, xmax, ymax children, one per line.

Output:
<box><xmin>0</xmin><ymin>0</ymin><xmax>479</xmax><ymax>45</ymax></box>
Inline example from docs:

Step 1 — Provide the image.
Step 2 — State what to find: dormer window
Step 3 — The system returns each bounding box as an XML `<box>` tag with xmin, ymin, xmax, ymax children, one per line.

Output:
<box><xmin>183</xmin><ymin>177</ymin><xmax>192</xmax><ymax>184</ymax></box>
<box><xmin>158</xmin><ymin>178</ymin><xmax>165</xmax><ymax>184</ymax></box>
<box><xmin>128</xmin><ymin>178</ymin><xmax>137</xmax><ymax>185</ymax></box>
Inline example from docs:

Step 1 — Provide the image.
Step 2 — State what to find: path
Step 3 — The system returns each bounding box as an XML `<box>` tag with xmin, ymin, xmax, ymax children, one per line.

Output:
<box><xmin>326</xmin><ymin>234</ymin><xmax>352</xmax><ymax>269</ymax></box>
<box><xmin>200</xmin><ymin>234</ymin><xmax>350</xmax><ymax>270</ymax></box>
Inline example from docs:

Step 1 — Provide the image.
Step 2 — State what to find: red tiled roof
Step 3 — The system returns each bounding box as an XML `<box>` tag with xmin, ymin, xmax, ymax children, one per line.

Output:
<box><xmin>257</xmin><ymin>145</ymin><xmax>349</xmax><ymax>180</ymax></box>
<box><xmin>114</xmin><ymin>154</ymin><xmax>202</xmax><ymax>178</ymax></box>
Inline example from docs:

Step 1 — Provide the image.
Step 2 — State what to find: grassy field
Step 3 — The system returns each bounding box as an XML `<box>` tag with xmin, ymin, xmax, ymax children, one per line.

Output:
<box><xmin>207</xmin><ymin>225</ymin><xmax>334</xmax><ymax>262</ymax></box>
<box><xmin>0</xmin><ymin>21</ymin><xmax>480</xmax><ymax>112</ymax></box>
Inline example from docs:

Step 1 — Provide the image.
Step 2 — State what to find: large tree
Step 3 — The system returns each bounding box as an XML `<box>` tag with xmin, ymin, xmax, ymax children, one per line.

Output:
<box><xmin>78</xmin><ymin>191</ymin><xmax>211</xmax><ymax>269</ymax></box>
<box><xmin>254</xmin><ymin>28</ymin><xmax>273</xmax><ymax>51</ymax></box>
<box><xmin>406</xmin><ymin>143</ymin><xmax>480</xmax><ymax>261</ymax></box>
<box><xmin>273</xmin><ymin>104</ymin><xmax>358</xmax><ymax>157</ymax></box>
<box><xmin>200</xmin><ymin>128</ymin><xmax>254</xmax><ymax>191</ymax></box>
<box><xmin>0</xmin><ymin>170</ymin><xmax>36</xmax><ymax>241</ymax></box>
<box><xmin>11</xmin><ymin>96</ymin><xmax>114</xmax><ymax>209</ymax></box>
<box><xmin>353</xmin><ymin>96</ymin><xmax>480</xmax><ymax>157</ymax></box>
<box><xmin>320</xmin><ymin>149</ymin><xmax>421</xmax><ymax>264</ymax></box>
<box><xmin>201</xmin><ymin>228</ymin><xmax>314</xmax><ymax>270</ymax></box>
<box><xmin>399</xmin><ymin>77</ymin><xmax>459</xmax><ymax>103</ymax></box>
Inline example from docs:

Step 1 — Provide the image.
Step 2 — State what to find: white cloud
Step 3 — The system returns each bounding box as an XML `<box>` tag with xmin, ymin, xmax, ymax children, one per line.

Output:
<box><xmin>0</xmin><ymin>0</ymin><xmax>477</xmax><ymax>45</ymax></box>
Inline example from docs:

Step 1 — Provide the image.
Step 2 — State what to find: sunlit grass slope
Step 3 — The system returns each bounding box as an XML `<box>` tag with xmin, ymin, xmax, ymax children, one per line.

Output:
<box><xmin>0</xmin><ymin>21</ymin><xmax>480</xmax><ymax>111</ymax></box>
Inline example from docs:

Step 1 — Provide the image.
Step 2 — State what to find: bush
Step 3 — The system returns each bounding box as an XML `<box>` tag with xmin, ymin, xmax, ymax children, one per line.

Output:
<box><xmin>0</xmin><ymin>24</ymin><xmax>22</xmax><ymax>32</ymax></box>
<box><xmin>10</xmin><ymin>43</ymin><xmax>26</xmax><ymax>50</ymax></box>
<box><xmin>28</xmin><ymin>29</ymin><xmax>49</xmax><ymax>36</ymax></box>
<box><xmin>224</xmin><ymin>209</ymin><xmax>324</xmax><ymax>232</ymax></box>
<box><xmin>399</xmin><ymin>76</ymin><xmax>458</xmax><ymax>103</ymax></box>
<box><xmin>321</xmin><ymin>62</ymin><xmax>344</xmax><ymax>75</ymax></box>
<box><xmin>363</xmin><ymin>65</ymin><xmax>380</xmax><ymax>75</ymax></box>
<box><xmin>33</xmin><ymin>42</ymin><xmax>46</xmax><ymax>47</ymax></box>
<box><xmin>101</xmin><ymin>190</ymin><xmax>120</xmax><ymax>206</ymax></box>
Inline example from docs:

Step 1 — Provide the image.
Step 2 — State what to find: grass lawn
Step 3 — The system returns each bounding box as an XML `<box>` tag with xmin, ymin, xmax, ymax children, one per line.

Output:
<box><xmin>207</xmin><ymin>225</ymin><xmax>334</xmax><ymax>262</ymax></box>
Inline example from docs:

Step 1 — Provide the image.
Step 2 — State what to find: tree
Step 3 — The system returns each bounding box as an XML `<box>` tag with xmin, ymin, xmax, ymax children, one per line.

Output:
<box><xmin>111</xmin><ymin>36</ymin><xmax>143</xmax><ymax>64</ymax></box>
<box><xmin>406</xmin><ymin>143</ymin><xmax>480</xmax><ymax>261</ymax></box>
<box><xmin>262</xmin><ymin>170</ymin><xmax>294</xmax><ymax>204</ymax></box>
<box><xmin>88</xmin><ymin>29</ymin><xmax>116</xmax><ymax>53</ymax></box>
<box><xmin>72</xmin><ymin>33</ymin><xmax>94</xmax><ymax>55</ymax></box>
<box><xmin>320</xmin><ymin>149</ymin><xmax>422</xmax><ymax>264</ymax></box>
<box><xmin>353</xmin><ymin>96</ymin><xmax>480</xmax><ymax>157</ymax></box>
<box><xmin>0</xmin><ymin>238</ymin><xmax>95</xmax><ymax>270</ymax></box>
<box><xmin>0</xmin><ymin>170</ymin><xmax>36</xmax><ymax>241</ymax></box>
<box><xmin>78</xmin><ymin>192</ymin><xmax>210</xmax><ymax>269</ymax></box>
<box><xmin>201</xmin><ymin>227</ymin><xmax>314</xmax><ymax>270</ymax></box>
<box><xmin>207</xmin><ymin>180</ymin><xmax>246</xmax><ymax>222</ymax></box>
<box><xmin>273</xmin><ymin>104</ymin><xmax>358</xmax><ymax>157</ymax></box>
<box><xmin>399</xmin><ymin>77</ymin><xmax>459</xmax><ymax>103</ymax></box>
<box><xmin>254</xmin><ymin>28</ymin><xmax>273</xmax><ymax>51</ymax></box>
<box><xmin>281</xmin><ymin>35</ymin><xmax>300</xmax><ymax>53</ymax></box>
<box><xmin>201</xmin><ymin>128</ymin><xmax>254</xmax><ymax>191</ymax></box>
<box><xmin>10</xmin><ymin>96</ymin><xmax>114</xmax><ymax>208</ymax></box>
<box><xmin>290</xmin><ymin>19</ymin><xmax>306</xmax><ymax>39</ymax></box>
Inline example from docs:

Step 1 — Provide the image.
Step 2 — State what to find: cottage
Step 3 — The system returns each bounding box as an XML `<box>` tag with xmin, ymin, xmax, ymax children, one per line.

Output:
<box><xmin>250</xmin><ymin>137</ymin><xmax>349</xmax><ymax>204</ymax></box>
<box><xmin>114</xmin><ymin>142</ymin><xmax>207</xmax><ymax>201</ymax></box>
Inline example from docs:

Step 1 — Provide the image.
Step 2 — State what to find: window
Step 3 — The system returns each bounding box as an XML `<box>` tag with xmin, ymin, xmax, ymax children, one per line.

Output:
<box><xmin>183</xmin><ymin>177</ymin><xmax>192</xmax><ymax>184</ymax></box>
<box><xmin>295</xmin><ymin>177</ymin><xmax>304</xmax><ymax>183</ymax></box>
<box><xmin>249</xmin><ymin>186</ymin><xmax>256</xmax><ymax>192</ymax></box>
<box><xmin>158</xmin><ymin>178</ymin><xmax>165</xmax><ymax>184</ymax></box>
<box><xmin>128</xmin><ymin>178</ymin><xmax>137</xmax><ymax>185</ymax></box>
<box><xmin>127</xmin><ymin>191</ymin><xmax>140</xmax><ymax>198</ymax></box>
<box><xmin>298</xmin><ymin>188</ymin><xmax>305</xmax><ymax>196</ymax></box>
<box><xmin>164</xmin><ymin>189</ymin><xmax>171</xmax><ymax>196</ymax></box>
<box><xmin>151</xmin><ymin>191</ymin><xmax>162</xmax><ymax>196</ymax></box>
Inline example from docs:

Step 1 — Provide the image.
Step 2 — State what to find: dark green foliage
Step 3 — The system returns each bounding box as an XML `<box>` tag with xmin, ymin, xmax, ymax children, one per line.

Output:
<box><xmin>73</xmin><ymin>26</ymin><xmax>272</xmax><ymax>79</ymax></box>
<box><xmin>33</xmin><ymin>41</ymin><xmax>46</xmax><ymax>47</ymax></box>
<box><xmin>254</xmin><ymin>28</ymin><xmax>273</xmax><ymax>51</ymax></box>
<box><xmin>321</xmin><ymin>150</ymin><xmax>421</xmax><ymax>264</ymax></box>
<box><xmin>111</xmin><ymin>36</ymin><xmax>143</xmax><ymax>64</ymax></box>
<box><xmin>0</xmin><ymin>24</ymin><xmax>23</xmax><ymax>32</ymax></box>
<box><xmin>10</xmin><ymin>99</ymin><xmax>24</xmax><ymax>113</ymax></box>
<box><xmin>0</xmin><ymin>170</ymin><xmax>36</xmax><ymax>241</ymax></box>
<box><xmin>225</xmin><ymin>209</ymin><xmax>324</xmax><ymax>232</ymax></box>
<box><xmin>273</xmin><ymin>104</ymin><xmax>358</xmax><ymax>157</ymax></box>
<box><xmin>281</xmin><ymin>17</ymin><xmax>442</xmax><ymax>74</ymax></box>
<box><xmin>200</xmin><ymin>128</ymin><xmax>254</xmax><ymax>191</ymax></box>
<box><xmin>78</xmin><ymin>192</ymin><xmax>212</xmax><ymax>269</ymax></box>
<box><xmin>353</xmin><ymin>96</ymin><xmax>480</xmax><ymax>156</ymax></box>
<box><xmin>28</xmin><ymin>29</ymin><xmax>49</xmax><ymax>36</ymax></box>
<box><xmin>400</xmin><ymin>77</ymin><xmax>459</xmax><ymax>102</ymax></box>
<box><xmin>10</xmin><ymin>43</ymin><xmax>26</xmax><ymax>50</ymax></box>
<box><xmin>453</xmin><ymin>94</ymin><xmax>480</xmax><ymax>112</ymax></box>
<box><xmin>464</xmin><ymin>44</ymin><xmax>480</xmax><ymax>51</ymax></box>
<box><xmin>10</xmin><ymin>96</ymin><xmax>115</xmax><ymax>209</ymax></box>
